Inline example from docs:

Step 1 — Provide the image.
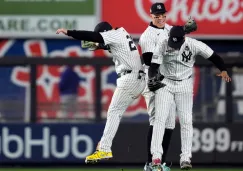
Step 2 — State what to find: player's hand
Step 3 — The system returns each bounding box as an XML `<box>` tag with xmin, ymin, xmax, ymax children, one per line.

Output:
<box><xmin>216</xmin><ymin>71</ymin><xmax>232</xmax><ymax>82</ymax></box>
<box><xmin>184</xmin><ymin>16</ymin><xmax>197</xmax><ymax>34</ymax></box>
<box><xmin>56</xmin><ymin>28</ymin><xmax>68</xmax><ymax>35</ymax></box>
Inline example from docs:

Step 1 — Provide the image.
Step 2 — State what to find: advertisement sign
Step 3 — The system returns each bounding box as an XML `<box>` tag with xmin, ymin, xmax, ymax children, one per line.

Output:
<box><xmin>0</xmin><ymin>0</ymin><xmax>98</xmax><ymax>38</ymax></box>
<box><xmin>111</xmin><ymin>123</ymin><xmax>243</xmax><ymax>164</ymax></box>
<box><xmin>102</xmin><ymin>0</ymin><xmax>243</xmax><ymax>39</ymax></box>
<box><xmin>1</xmin><ymin>123</ymin><xmax>243</xmax><ymax>164</ymax></box>
<box><xmin>0</xmin><ymin>124</ymin><xmax>104</xmax><ymax>162</ymax></box>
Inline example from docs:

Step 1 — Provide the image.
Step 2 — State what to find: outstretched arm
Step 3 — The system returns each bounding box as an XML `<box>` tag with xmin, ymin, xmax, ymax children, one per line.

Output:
<box><xmin>56</xmin><ymin>28</ymin><xmax>104</xmax><ymax>43</ymax></box>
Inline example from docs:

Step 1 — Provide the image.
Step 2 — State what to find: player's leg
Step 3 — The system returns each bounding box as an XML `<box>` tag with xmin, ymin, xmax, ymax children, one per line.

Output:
<box><xmin>99</xmin><ymin>77</ymin><xmax>145</xmax><ymax>151</ymax></box>
<box><xmin>85</xmin><ymin>87</ymin><xmax>136</xmax><ymax>163</ymax></box>
<box><xmin>143</xmin><ymin>89</ymin><xmax>175</xmax><ymax>169</ymax></box>
<box><xmin>175</xmin><ymin>80</ymin><xmax>193</xmax><ymax>170</ymax></box>
<box><xmin>151</xmin><ymin>87</ymin><xmax>174</xmax><ymax>169</ymax></box>
<box><xmin>142</xmin><ymin>88</ymin><xmax>155</xmax><ymax>165</ymax></box>
<box><xmin>85</xmin><ymin>77</ymin><xmax>145</xmax><ymax>163</ymax></box>
<box><xmin>162</xmin><ymin>102</ymin><xmax>176</xmax><ymax>163</ymax></box>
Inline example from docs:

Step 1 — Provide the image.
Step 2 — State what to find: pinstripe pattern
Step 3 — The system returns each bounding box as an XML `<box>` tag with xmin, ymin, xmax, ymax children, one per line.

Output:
<box><xmin>100</xmin><ymin>27</ymin><xmax>143</xmax><ymax>74</ymax></box>
<box><xmin>152</xmin><ymin>37</ymin><xmax>214</xmax><ymax>80</ymax></box>
<box><xmin>139</xmin><ymin>24</ymin><xmax>172</xmax><ymax>54</ymax></box>
<box><xmin>139</xmin><ymin>24</ymin><xmax>175</xmax><ymax>128</ymax></box>
<box><xmin>98</xmin><ymin>28</ymin><xmax>146</xmax><ymax>152</ymax></box>
<box><xmin>151</xmin><ymin>37</ymin><xmax>214</xmax><ymax>162</ymax></box>
<box><xmin>99</xmin><ymin>73</ymin><xmax>146</xmax><ymax>152</ymax></box>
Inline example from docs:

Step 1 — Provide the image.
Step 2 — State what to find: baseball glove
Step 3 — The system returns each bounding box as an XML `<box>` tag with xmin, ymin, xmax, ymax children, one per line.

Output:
<box><xmin>184</xmin><ymin>17</ymin><xmax>197</xmax><ymax>34</ymax></box>
<box><xmin>81</xmin><ymin>40</ymin><xmax>98</xmax><ymax>51</ymax></box>
<box><xmin>148</xmin><ymin>74</ymin><xmax>166</xmax><ymax>92</ymax></box>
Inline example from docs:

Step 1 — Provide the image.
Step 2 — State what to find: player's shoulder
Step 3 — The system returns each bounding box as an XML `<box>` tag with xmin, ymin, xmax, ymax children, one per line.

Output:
<box><xmin>141</xmin><ymin>26</ymin><xmax>157</xmax><ymax>36</ymax></box>
<box><xmin>185</xmin><ymin>37</ymin><xmax>205</xmax><ymax>46</ymax></box>
<box><xmin>140</xmin><ymin>26</ymin><xmax>158</xmax><ymax>40</ymax></box>
<box><xmin>164</xmin><ymin>23</ymin><xmax>173</xmax><ymax>32</ymax></box>
<box><xmin>106</xmin><ymin>27</ymin><xmax>125</xmax><ymax>34</ymax></box>
<box><xmin>118</xmin><ymin>27</ymin><xmax>132</xmax><ymax>36</ymax></box>
<box><xmin>139</xmin><ymin>28</ymin><xmax>157</xmax><ymax>44</ymax></box>
<box><xmin>184</xmin><ymin>37</ymin><xmax>209</xmax><ymax>52</ymax></box>
<box><xmin>104</xmin><ymin>27</ymin><xmax>130</xmax><ymax>39</ymax></box>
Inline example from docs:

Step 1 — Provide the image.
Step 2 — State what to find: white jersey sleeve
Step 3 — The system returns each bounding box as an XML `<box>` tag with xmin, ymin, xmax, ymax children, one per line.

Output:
<box><xmin>151</xmin><ymin>38</ymin><xmax>166</xmax><ymax>65</ymax></box>
<box><xmin>192</xmin><ymin>39</ymin><xmax>214</xmax><ymax>59</ymax></box>
<box><xmin>139</xmin><ymin>31</ymin><xmax>157</xmax><ymax>53</ymax></box>
<box><xmin>100</xmin><ymin>29</ymin><xmax>119</xmax><ymax>45</ymax></box>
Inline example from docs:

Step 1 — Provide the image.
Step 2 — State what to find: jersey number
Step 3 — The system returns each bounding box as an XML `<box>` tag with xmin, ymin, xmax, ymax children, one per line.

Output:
<box><xmin>126</xmin><ymin>35</ymin><xmax>137</xmax><ymax>51</ymax></box>
<box><xmin>182</xmin><ymin>51</ymin><xmax>192</xmax><ymax>62</ymax></box>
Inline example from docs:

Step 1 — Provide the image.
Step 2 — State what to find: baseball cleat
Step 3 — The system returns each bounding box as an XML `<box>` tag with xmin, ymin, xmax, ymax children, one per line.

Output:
<box><xmin>161</xmin><ymin>162</ymin><xmax>171</xmax><ymax>171</ymax></box>
<box><xmin>180</xmin><ymin>161</ymin><xmax>192</xmax><ymax>170</ymax></box>
<box><xmin>85</xmin><ymin>150</ymin><xmax>113</xmax><ymax>164</ymax></box>
<box><xmin>143</xmin><ymin>162</ymin><xmax>152</xmax><ymax>171</ymax></box>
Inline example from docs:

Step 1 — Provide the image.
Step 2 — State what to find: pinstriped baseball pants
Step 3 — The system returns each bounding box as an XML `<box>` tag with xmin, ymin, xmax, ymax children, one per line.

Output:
<box><xmin>142</xmin><ymin>85</ymin><xmax>176</xmax><ymax>128</ymax></box>
<box><xmin>99</xmin><ymin>73</ymin><xmax>146</xmax><ymax>152</ymax></box>
<box><xmin>142</xmin><ymin>68</ymin><xmax>176</xmax><ymax>128</ymax></box>
<box><xmin>151</xmin><ymin>78</ymin><xmax>193</xmax><ymax>162</ymax></box>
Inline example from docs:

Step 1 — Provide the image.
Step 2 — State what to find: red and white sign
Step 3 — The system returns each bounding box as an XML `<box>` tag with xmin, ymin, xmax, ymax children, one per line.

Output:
<box><xmin>102</xmin><ymin>0</ymin><xmax>243</xmax><ymax>39</ymax></box>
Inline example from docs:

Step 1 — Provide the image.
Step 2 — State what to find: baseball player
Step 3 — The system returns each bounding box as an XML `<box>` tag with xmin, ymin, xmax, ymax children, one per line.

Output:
<box><xmin>56</xmin><ymin>21</ymin><xmax>146</xmax><ymax>164</ymax></box>
<box><xmin>139</xmin><ymin>3</ymin><xmax>197</xmax><ymax>171</ymax></box>
<box><xmin>148</xmin><ymin>26</ymin><xmax>231</xmax><ymax>170</ymax></box>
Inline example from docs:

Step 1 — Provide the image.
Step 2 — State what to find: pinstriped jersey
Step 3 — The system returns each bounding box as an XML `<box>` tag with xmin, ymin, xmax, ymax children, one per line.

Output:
<box><xmin>139</xmin><ymin>23</ymin><xmax>172</xmax><ymax>54</ymax></box>
<box><xmin>152</xmin><ymin>37</ymin><xmax>214</xmax><ymax>80</ymax></box>
<box><xmin>100</xmin><ymin>27</ymin><xmax>143</xmax><ymax>74</ymax></box>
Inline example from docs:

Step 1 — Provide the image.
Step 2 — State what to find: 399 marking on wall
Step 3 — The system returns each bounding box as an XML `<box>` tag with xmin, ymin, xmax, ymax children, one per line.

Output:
<box><xmin>192</xmin><ymin>127</ymin><xmax>243</xmax><ymax>153</ymax></box>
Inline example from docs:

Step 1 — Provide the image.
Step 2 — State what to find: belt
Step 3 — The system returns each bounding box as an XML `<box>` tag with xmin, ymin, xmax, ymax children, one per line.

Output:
<box><xmin>117</xmin><ymin>70</ymin><xmax>145</xmax><ymax>79</ymax></box>
<box><xmin>167</xmin><ymin>75</ymin><xmax>192</xmax><ymax>81</ymax></box>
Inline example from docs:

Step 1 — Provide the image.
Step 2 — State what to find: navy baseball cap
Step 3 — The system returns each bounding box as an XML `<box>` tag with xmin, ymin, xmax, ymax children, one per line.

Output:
<box><xmin>94</xmin><ymin>21</ymin><xmax>112</xmax><ymax>32</ymax></box>
<box><xmin>168</xmin><ymin>26</ymin><xmax>185</xmax><ymax>49</ymax></box>
<box><xmin>150</xmin><ymin>2</ymin><xmax>167</xmax><ymax>14</ymax></box>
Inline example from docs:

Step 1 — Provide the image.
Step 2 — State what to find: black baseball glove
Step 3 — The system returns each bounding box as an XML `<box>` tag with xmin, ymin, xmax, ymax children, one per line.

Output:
<box><xmin>184</xmin><ymin>17</ymin><xmax>197</xmax><ymax>34</ymax></box>
<box><xmin>148</xmin><ymin>74</ymin><xmax>166</xmax><ymax>92</ymax></box>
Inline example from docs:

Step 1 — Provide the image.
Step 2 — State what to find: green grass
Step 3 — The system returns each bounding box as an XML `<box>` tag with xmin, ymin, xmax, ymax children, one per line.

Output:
<box><xmin>0</xmin><ymin>169</ymin><xmax>243</xmax><ymax>171</ymax></box>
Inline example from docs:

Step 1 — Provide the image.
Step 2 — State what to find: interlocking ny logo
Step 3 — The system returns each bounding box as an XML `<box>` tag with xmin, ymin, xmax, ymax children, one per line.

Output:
<box><xmin>182</xmin><ymin>51</ymin><xmax>192</xmax><ymax>62</ymax></box>
<box><xmin>157</xmin><ymin>5</ymin><xmax>161</xmax><ymax>9</ymax></box>
<box><xmin>172</xmin><ymin>37</ymin><xmax>177</xmax><ymax>42</ymax></box>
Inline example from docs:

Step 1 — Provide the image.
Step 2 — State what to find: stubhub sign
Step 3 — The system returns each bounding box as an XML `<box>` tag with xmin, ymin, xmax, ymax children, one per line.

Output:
<box><xmin>0</xmin><ymin>124</ymin><xmax>104</xmax><ymax>162</ymax></box>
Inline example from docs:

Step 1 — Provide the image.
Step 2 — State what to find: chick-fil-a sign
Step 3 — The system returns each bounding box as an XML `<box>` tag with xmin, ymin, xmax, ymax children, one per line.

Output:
<box><xmin>102</xmin><ymin>0</ymin><xmax>243</xmax><ymax>39</ymax></box>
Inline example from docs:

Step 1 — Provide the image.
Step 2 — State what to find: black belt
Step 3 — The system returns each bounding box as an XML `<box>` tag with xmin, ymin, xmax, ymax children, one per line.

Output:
<box><xmin>167</xmin><ymin>75</ymin><xmax>192</xmax><ymax>81</ymax></box>
<box><xmin>117</xmin><ymin>70</ymin><xmax>145</xmax><ymax>79</ymax></box>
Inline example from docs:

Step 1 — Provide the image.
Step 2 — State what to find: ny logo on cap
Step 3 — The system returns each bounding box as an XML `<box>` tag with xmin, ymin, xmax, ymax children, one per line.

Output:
<box><xmin>157</xmin><ymin>5</ymin><xmax>161</xmax><ymax>9</ymax></box>
<box><xmin>172</xmin><ymin>37</ymin><xmax>177</xmax><ymax>42</ymax></box>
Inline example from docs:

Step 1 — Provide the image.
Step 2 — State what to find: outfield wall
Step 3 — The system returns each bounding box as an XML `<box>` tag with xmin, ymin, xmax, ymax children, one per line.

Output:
<box><xmin>0</xmin><ymin>123</ymin><xmax>243</xmax><ymax>165</ymax></box>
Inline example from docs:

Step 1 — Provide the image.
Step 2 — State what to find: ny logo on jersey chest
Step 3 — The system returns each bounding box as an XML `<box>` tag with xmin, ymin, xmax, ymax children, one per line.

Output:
<box><xmin>182</xmin><ymin>51</ymin><xmax>192</xmax><ymax>62</ymax></box>
<box><xmin>182</xmin><ymin>46</ymin><xmax>192</xmax><ymax>62</ymax></box>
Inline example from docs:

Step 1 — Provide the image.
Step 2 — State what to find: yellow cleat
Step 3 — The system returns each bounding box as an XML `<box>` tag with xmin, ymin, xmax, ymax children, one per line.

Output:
<box><xmin>85</xmin><ymin>150</ymin><xmax>113</xmax><ymax>164</ymax></box>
